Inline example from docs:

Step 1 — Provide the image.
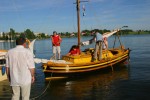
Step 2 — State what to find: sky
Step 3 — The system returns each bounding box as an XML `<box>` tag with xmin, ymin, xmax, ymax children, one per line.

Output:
<box><xmin>0</xmin><ymin>0</ymin><xmax>150</xmax><ymax>35</ymax></box>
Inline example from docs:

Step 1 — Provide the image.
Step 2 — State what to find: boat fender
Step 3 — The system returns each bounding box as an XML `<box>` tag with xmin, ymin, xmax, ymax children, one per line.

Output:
<box><xmin>1</xmin><ymin>66</ymin><xmax>6</xmax><ymax>75</ymax></box>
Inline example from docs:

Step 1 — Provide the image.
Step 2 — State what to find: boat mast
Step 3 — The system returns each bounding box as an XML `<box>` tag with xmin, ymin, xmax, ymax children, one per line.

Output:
<box><xmin>76</xmin><ymin>0</ymin><xmax>88</xmax><ymax>50</ymax></box>
<box><xmin>76</xmin><ymin>0</ymin><xmax>81</xmax><ymax>49</ymax></box>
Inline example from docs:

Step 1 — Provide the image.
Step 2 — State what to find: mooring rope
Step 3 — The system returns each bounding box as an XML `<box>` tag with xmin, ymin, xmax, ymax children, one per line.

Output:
<box><xmin>30</xmin><ymin>55</ymin><xmax>55</xmax><ymax>100</ymax></box>
<box><xmin>30</xmin><ymin>73</ymin><xmax>53</xmax><ymax>100</ymax></box>
<box><xmin>30</xmin><ymin>74</ymin><xmax>52</xmax><ymax>100</ymax></box>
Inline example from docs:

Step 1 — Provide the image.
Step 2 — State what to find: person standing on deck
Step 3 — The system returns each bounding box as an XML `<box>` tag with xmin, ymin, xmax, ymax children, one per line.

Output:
<box><xmin>92</xmin><ymin>31</ymin><xmax>103</xmax><ymax>61</ymax></box>
<box><xmin>51</xmin><ymin>31</ymin><xmax>62</xmax><ymax>60</ymax></box>
<box><xmin>5</xmin><ymin>37</ymin><xmax>35</xmax><ymax>100</ymax></box>
<box><xmin>80</xmin><ymin>31</ymin><xmax>103</xmax><ymax>61</ymax></box>
<box><xmin>102</xmin><ymin>37</ymin><xmax>108</xmax><ymax>50</ymax></box>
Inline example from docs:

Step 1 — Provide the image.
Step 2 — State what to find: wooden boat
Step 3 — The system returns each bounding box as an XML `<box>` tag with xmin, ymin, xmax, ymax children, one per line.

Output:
<box><xmin>42</xmin><ymin>0</ymin><xmax>131</xmax><ymax>80</ymax></box>
<box><xmin>0</xmin><ymin>50</ymin><xmax>7</xmax><ymax>81</ymax></box>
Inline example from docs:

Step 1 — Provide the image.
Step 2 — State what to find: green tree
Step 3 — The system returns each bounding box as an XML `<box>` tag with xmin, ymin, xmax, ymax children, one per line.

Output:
<box><xmin>82</xmin><ymin>29</ymin><xmax>90</xmax><ymax>36</ymax></box>
<box><xmin>24</xmin><ymin>29</ymin><xmax>35</xmax><ymax>39</ymax></box>
<box><xmin>40</xmin><ymin>33</ymin><xmax>46</xmax><ymax>38</ymax></box>
<box><xmin>65</xmin><ymin>32</ymin><xmax>70</xmax><ymax>37</ymax></box>
<box><xmin>2</xmin><ymin>32</ymin><xmax>6</xmax><ymax>40</ymax></box>
<box><xmin>10</xmin><ymin>28</ymin><xmax>16</xmax><ymax>40</ymax></box>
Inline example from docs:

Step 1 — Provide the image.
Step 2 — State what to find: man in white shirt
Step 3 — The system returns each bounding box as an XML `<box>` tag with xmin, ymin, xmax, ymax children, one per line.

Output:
<box><xmin>5</xmin><ymin>37</ymin><xmax>35</xmax><ymax>100</ymax></box>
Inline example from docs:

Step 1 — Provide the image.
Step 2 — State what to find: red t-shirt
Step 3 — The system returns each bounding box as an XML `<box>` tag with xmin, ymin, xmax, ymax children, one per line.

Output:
<box><xmin>69</xmin><ymin>49</ymin><xmax>80</xmax><ymax>55</ymax></box>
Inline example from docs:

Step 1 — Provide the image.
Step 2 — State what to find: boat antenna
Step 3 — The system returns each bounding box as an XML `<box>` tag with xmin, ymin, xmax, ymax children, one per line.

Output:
<box><xmin>74</xmin><ymin>0</ymin><xmax>89</xmax><ymax>50</ymax></box>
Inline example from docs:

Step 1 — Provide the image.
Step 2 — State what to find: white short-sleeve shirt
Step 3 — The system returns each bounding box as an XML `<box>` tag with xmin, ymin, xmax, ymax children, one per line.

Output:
<box><xmin>6</xmin><ymin>45</ymin><xmax>35</xmax><ymax>86</ymax></box>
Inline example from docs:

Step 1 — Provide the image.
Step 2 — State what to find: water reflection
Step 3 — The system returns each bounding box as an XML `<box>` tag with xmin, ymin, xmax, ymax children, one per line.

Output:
<box><xmin>36</xmin><ymin>64</ymin><xmax>129</xmax><ymax>100</ymax></box>
<box><xmin>0</xmin><ymin>60</ymin><xmax>129</xmax><ymax>100</ymax></box>
<box><xmin>0</xmin><ymin>41</ymin><xmax>15</xmax><ymax>50</ymax></box>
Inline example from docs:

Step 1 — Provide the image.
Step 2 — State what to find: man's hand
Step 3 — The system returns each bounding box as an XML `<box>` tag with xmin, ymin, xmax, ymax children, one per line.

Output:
<box><xmin>80</xmin><ymin>42</ymin><xmax>84</xmax><ymax>46</ymax></box>
<box><xmin>31</xmin><ymin>76</ymin><xmax>35</xmax><ymax>84</ymax></box>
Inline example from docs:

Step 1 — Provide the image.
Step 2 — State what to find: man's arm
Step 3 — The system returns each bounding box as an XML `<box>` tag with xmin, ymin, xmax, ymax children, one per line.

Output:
<box><xmin>5</xmin><ymin>52</ymin><xmax>10</xmax><ymax>81</ymax></box>
<box><xmin>81</xmin><ymin>37</ymin><xmax>95</xmax><ymax>46</ymax></box>
<box><xmin>6</xmin><ymin>67</ymin><xmax>10</xmax><ymax>82</ymax></box>
<box><xmin>102</xmin><ymin>29</ymin><xmax>120</xmax><ymax>38</ymax></box>
<box><xmin>29</xmin><ymin>68</ymin><xmax>35</xmax><ymax>83</ymax></box>
<box><xmin>59</xmin><ymin>35</ymin><xmax>62</xmax><ymax>43</ymax></box>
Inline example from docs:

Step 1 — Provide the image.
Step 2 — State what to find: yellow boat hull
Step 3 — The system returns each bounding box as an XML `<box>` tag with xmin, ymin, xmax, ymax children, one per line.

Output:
<box><xmin>42</xmin><ymin>48</ymin><xmax>130</xmax><ymax>79</ymax></box>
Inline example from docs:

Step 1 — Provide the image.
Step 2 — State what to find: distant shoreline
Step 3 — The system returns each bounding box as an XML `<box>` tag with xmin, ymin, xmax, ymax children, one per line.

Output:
<box><xmin>0</xmin><ymin>40</ymin><xmax>15</xmax><ymax>42</ymax></box>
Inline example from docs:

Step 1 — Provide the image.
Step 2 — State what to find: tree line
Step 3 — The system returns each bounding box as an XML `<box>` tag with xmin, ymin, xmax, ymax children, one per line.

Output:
<box><xmin>0</xmin><ymin>28</ymin><xmax>36</xmax><ymax>40</ymax></box>
<box><xmin>0</xmin><ymin>28</ymin><xmax>150</xmax><ymax>40</ymax></box>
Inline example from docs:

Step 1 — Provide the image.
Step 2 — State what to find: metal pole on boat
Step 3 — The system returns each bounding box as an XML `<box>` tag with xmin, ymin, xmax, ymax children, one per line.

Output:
<box><xmin>113</xmin><ymin>35</ymin><xmax>117</xmax><ymax>49</ymax></box>
<box><xmin>116</xmin><ymin>31</ymin><xmax>123</xmax><ymax>50</ymax></box>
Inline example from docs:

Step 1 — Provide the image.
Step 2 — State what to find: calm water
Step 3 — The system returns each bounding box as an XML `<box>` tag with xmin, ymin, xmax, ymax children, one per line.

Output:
<box><xmin>0</xmin><ymin>34</ymin><xmax>150</xmax><ymax>100</ymax></box>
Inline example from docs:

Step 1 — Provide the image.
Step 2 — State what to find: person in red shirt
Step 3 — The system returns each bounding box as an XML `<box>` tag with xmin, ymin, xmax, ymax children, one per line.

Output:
<box><xmin>51</xmin><ymin>31</ymin><xmax>62</xmax><ymax>60</ymax></box>
<box><xmin>67</xmin><ymin>45</ymin><xmax>80</xmax><ymax>56</ymax></box>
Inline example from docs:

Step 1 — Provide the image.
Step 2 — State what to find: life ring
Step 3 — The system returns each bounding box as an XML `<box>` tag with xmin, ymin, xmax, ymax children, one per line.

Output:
<box><xmin>1</xmin><ymin>66</ymin><xmax>6</xmax><ymax>75</ymax></box>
